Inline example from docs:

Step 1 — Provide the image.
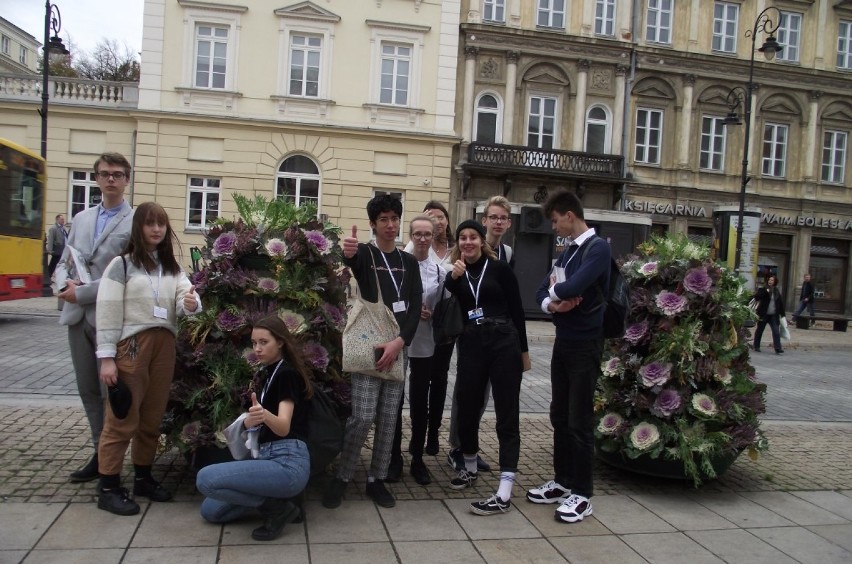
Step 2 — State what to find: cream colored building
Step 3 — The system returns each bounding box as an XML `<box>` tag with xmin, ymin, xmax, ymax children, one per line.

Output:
<box><xmin>0</xmin><ymin>0</ymin><xmax>460</xmax><ymax>252</ymax></box>
<box><xmin>454</xmin><ymin>0</ymin><xmax>852</xmax><ymax>314</ymax></box>
<box><xmin>0</xmin><ymin>17</ymin><xmax>40</xmax><ymax>75</ymax></box>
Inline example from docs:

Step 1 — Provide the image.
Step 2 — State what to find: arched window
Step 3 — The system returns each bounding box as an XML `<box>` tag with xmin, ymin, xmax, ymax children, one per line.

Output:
<box><xmin>585</xmin><ymin>105</ymin><xmax>611</xmax><ymax>154</ymax></box>
<box><xmin>474</xmin><ymin>93</ymin><xmax>502</xmax><ymax>143</ymax></box>
<box><xmin>276</xmin><ymin>155</ymin><xmax>321</xmax><ymax>208</ymax></box>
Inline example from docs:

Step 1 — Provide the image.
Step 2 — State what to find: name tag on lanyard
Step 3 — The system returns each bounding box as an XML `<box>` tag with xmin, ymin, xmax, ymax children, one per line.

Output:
<box><xmin>153</xmin><ymin>306</ymin><xmax>168</xmax><ymax>319</ymax></box>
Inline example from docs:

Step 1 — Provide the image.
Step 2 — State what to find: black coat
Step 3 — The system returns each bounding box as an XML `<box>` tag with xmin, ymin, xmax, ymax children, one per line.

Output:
<box><xmin>799</xmin><ymin>280</ymin><xmax>815</xmax><ymax>302</ymax></box>
<box><xmin>754</xmin><ymin>286</ymin><xmax>785</xmax><ymax>318</ymax></box>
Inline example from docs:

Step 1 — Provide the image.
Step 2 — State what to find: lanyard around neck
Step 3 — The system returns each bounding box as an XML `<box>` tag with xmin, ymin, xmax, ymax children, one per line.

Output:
<box><xmin>260</xmin><ymin>359</ymin><xmax>284</xmax><ymax>404</ymax></box>
<box><xmin>376</xmin><ymin>245</ymin><xmax>404</xmax><ymax>301</ymax></box>
<box><xmin>465</xmin><ymin>259</ymin><xmax>488</xmax><ymax>308</ymax></box>
<box><xmin>144</xmin><ymin>263</ymin><xmax>162</xmax><ymax>304</ymax></box>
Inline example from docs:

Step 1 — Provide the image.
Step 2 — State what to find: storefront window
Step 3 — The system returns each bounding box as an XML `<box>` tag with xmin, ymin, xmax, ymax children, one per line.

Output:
<box><xmin>809</xmin><ymin>238</ymin><xmax>849</xmax><ymax>313</ymax></box>
<box><xmin>757</xmin><ymin>233</ymin><xmax>792</xmax><ymax>294</ymax></box>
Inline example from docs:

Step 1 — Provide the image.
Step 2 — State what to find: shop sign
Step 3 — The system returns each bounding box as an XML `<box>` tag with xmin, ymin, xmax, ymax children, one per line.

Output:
<box><xmin>761</xmin><ymin>213</ymin><xmax>852</xmax><ymax>231</ymax></box>
<box><xmin>624</xmin><ymin>200</ymin><xmax>708</xmax><ymax>217</ymax></box>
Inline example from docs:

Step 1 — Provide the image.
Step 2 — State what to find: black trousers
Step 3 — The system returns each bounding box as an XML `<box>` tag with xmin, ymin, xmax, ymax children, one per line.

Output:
<box><xmin>455</xmin><ymin>323</ymin><xmax>522</xmax><ymax>472</ymax></box>
<box><xmin>550</xmin><ymin>336</ymin><xmax>603</xmax><ymax>499</ymax></box>
<box><xmin>392</xmin><ymin>341</ymin><xmax>454</xmax><ymax>459</ymax></box>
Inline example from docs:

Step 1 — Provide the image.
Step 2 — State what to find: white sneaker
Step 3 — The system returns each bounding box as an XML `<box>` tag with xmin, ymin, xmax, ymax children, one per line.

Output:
<box><xmin>555</xmin><ymin>494</ymin><xmax>593</xmax><ymax>523</ymax></box>
<box><xmin>526</xmin><ymin>480</ymin><xmax>570</xmax><ymax>504</ymax></box>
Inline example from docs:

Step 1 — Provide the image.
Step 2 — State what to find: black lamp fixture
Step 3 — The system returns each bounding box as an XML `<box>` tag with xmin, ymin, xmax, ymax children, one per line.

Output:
<box><xmin>40</xmin><ymin>1</ymin><xmax>69</xmax><ymax>160</ymax></box>
<box><xmin>723</xmin><ymin>6</ymin><xmax>783</xmax><ymax>276</ymax></box>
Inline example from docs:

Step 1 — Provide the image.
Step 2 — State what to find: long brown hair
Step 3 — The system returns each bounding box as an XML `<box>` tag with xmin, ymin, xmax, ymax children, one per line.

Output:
<box><xmin>424</xmin><ymin>200</ymin><xmax>454</xmax><ymax>245</ymax></box>
<box><xmin>253</xmin><ymin>315</ymin><xmax>314</xmax><ymax>399</ymax></box>
<box><xmin>124</xmin><ymin>202</ymin><xmax>181</xmax><ymax>275</ymax></box>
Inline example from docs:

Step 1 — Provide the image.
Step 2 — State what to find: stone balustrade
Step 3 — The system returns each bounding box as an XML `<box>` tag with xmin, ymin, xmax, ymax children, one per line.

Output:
<box><xmin>0</xmin><ymin>73</ymin><xmax>138</xmax><ymax>108</ymax></box>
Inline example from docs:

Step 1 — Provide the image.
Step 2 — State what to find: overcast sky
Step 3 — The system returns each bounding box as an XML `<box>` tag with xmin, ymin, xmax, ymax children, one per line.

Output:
<box><xmin>5</xmin><ymin>0</ymin><xmax>144</xmax><ymax>58</ymax></box>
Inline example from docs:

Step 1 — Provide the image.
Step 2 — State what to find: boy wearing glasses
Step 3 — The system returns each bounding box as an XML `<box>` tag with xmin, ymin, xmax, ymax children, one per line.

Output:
<box><xmin>56</xmin><ymin>152</ymin><xmax>134</xmax><ymax>483</ymax></box>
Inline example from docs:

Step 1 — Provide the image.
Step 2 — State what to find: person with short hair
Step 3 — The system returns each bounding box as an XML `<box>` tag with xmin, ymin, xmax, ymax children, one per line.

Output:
<box><xmin>322</xmin><ymin>194</ymin><xmax>422</xmax><ymax>509</ymax></box>
<box><xmin>527</xmin><ymin>189</ymin><xmax>610</xmax><ymax>524</ymax></box>
<box><xmin>46</xmin><ymin>214</ymin><xmax>67</xmax><ymax>276</ymax></box>
<box><xmin>753</xmin><ymin>274</ymin><xmax>786</xmax><ymax>354</ymax></box>
<box><xmin>444</xmin><ymin>219</ymin><xmax>529</xmax><ymax>516</ymax></box>
<box><xmin>792</xmin><ymin>273</ymin><xmax>816</xmax><ymax>326</ymax></box>
<box><xmin>56</xmin><ymin>152</ymin><xmax>135</xmax><ymax>483</ymax></box>
<box><xmin>95</xmin><ymin>202</ymin><xmax>201</xmax><ymax>515</ymax></box>
<box><xmin>481</xmin><ymin>195</ymin><xmax>514</xmax><ymax>266</ymax></box>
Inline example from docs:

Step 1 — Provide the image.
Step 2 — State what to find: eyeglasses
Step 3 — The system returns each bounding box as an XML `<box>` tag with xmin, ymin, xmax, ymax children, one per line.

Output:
<box><xmin>97</xmin><ymin>171</ymin><xmax>127</xmax><ymax>181</ymax></box>
<box><xmin>487</xmin><ymin>215</ymin><xmax>510</xmax><ymax>223</ymax></box>
<box><xmin>376</xmin><ymin>216</ymin><xmax>401</xmax><ymax>225</ymax></box>
<box><xmin>411</xmin><ymin>232</ymin><xmax>433</xmax><ymax>240</ymax></box>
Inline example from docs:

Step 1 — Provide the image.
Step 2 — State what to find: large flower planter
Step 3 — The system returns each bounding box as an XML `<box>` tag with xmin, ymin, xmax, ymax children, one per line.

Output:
<box><xmin>596</xmin><ymin>447</ymin><xmax>741</xmax><ymax>481</ymax></box>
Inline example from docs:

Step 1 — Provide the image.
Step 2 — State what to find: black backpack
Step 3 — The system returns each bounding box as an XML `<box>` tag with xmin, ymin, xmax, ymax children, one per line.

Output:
<box><xmin>580</xmin><ymin>237</ymin><xmax>630</xmax><ymax>339</ymax></box>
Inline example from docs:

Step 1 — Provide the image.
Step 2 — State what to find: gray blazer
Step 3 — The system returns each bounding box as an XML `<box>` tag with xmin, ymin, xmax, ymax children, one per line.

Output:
<box><xmin>56</xmin><ymin>203</ymin><xmax>134</xmax><ymax>327</ymax></box>
<box><xmin>46</xmin><ymin>224</ymin><xmax>67</xmax><ymax>256</ymax></box>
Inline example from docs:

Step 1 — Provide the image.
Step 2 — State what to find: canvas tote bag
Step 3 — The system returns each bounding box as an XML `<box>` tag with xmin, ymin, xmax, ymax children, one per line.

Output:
<box><xmin>342</xmin><ymin>246</ymin><xmax>404</xmax><ymax>381</ymax></box>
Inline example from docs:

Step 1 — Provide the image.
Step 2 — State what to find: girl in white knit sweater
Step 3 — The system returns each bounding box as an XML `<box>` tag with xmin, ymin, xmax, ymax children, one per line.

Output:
<box><xmin>95</xmin><ymin>202</ymin><xmax>201</xmax><ymax>516</ymax></box>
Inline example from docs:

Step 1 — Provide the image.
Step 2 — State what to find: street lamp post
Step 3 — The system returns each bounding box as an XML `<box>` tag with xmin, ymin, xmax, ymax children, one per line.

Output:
<box><xmin>723</xmin><ymin>7</ymin><xmax>783</xmax><ymax>276</ymax></box>
<box><xmin>40</xmin><ymin>1</ymin><xmax>69</xmax><ymax>160</ymax></box>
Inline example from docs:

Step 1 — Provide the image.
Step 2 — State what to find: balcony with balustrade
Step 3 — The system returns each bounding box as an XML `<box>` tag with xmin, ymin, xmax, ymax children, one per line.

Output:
<box><xmin>465</xmin><ymin>142</ymin><xmax>624</xmax><ymax>182</ymax></box>
<box><xmin>0</xmin><ymin>73</ymin><xmax>138</xmax><ymax>109</ymax></box>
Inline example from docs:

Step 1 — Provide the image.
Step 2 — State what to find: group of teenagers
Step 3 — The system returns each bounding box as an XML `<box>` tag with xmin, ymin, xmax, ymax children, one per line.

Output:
<box><xmin>58</xmin><ymin>151</ymin><xmax>612</xmax><ymax>542</ymax></box>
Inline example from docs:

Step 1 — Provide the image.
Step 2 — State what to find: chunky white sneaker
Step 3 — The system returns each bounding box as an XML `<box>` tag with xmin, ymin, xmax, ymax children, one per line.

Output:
<box><xmin>555</xmin><ymin>494</ymin><xmax>593</xmax><ymax>523</ymax></box>
<box><xmin>526</xmin><ymin>480</ymin><xmax>570</xmax><ymax>504</ymax></box>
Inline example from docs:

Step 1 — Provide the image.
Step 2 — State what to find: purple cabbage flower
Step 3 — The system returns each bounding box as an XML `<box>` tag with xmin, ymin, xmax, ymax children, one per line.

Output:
<box><xmin>629</xmin><ymin>422</ymin><xmax>660</xmax><ymax>451</ymax></box>
<box><xmin>683</xmin><ymin>267</ymin><xmax>713</xmax><ymax>296</ymax></box>
<box><xmin>656</xmin><ymin>291</ymin><xmax>688</xmax><ymax>316</ymax></box>
<box><xmin>216</xmin><ymin>310</ymin><xmax>245</xmax><ymax>332</ymax></box>
<box><xmin>322</xmin><ymin>303</ymin><xmax>346</xmax><ymax>332</ymax></box>
<box><xmin>653</xmin><ymin>388</ymin><xmax>682</xmax><ymax>417</ymax></box>
<box><xmin>639</xmin><ymin>261</ymin><xmax>658</xmax><ymax>276</ymax></box>
<box><xmin>597</xmin><ymin>412</ymin><xmax>624</xmax><ymax>435</ymax></box>
<box><xmin>212</xmin><ymin>232</ymin><xmax>237</xmax><ymax>257</ymax></box>
<box><xmin>639</xmin><ymin>361</ymin><xmax>672</xmax><ymax>387</ymax></box>
<box><xmin>304</xmin><ymin>230</ymin><xmax>331</xmax><ymax>255</ymax></box>
<box><xmin>302</xmin><ymin>342</ymin><xmax>330</xmax><ymax>371</ymax></box>
<box><xmin>624</xmin><ymin>320</ymin><xmax>649</xmax><ymax>345</ymax></box>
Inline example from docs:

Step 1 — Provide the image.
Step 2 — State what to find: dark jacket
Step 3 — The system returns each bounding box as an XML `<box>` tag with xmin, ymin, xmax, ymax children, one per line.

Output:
<box><xmin>799</xmin><ymin>280</ymin><xmax>815</xmax><ymax>302</ymax></box>
<box><xmin>754</xmin><ymin>285</ymin><xmax>785</xmax><ymax>318</ymax></box>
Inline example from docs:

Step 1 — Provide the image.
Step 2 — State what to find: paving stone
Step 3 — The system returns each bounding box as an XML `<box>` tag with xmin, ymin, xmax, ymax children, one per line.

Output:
<box><xmin>789</xmin><ymin>491</ymin><xmax>852</xmax><ymax>521</ymax></box>
<box><xmin>749</xmin><ymin>526</ymin><xmax>852</xmax><ymax>563</ymax></box>
<box><xmin>130</xmin><ymin>502</ymin><xmax>220</xmax><ymax>548</ymax></box>
<box><xmin>693</xmin><ymin>492</ymin><xmax>795</xmax><ymax>529</ymax></box>
<box><xmin>308</xmin><ymin>541</ymin><xmax>397</xmax><ymax>564</ymax></box>
<box><xmin>685</xmin><ymin>529</ymin><xmax>798</xmax><ymax>564</ymax></box>
<box><xmin>0</xmin><ymin>503</ymin><xmax>64</xmax><ymax>551</ymax></box>
<box><xmin>121</xmin><ymin>546</ymin><xmax>219</xmax><ymax>564</ymax></box>
<box><xmin>300</xmin><ymin>500</ymin><xmax>387</xmax><ymax>544</ymax></box>
<box><xmin>23</xmin><ymin>548</ymin><xmax>124</xmax><ymax>563</ymax></box>
<box><xmin>35</xmin><ymin>503</ymin><xmax>140</xmax><ymax>549</ymax></box>
<box><xmin>473</xmin><ymin>538</ymin><xmax>567</xmax><ymax>563</ymax></box>
<box><xmin>378</xmin><ymin>500</ymin><xmax>467</xmax><ymax>542</ymax></box>
<box><xmin>739</xmin><ymin>491</ymin><xmax>850</xmax><ymax>526</ymax></box>
<box><xmin>591</xmin><ymin>495</ymin><xmax>675</xmax><ymax>534</ymax></box>
<box><xmin>805</xmin><ymin>524</ymin><xmax>852</xmax><ymax>553</ymax></box>
<box><xmin>629</xmin><ymin>493</ymin><xmax>739</xmax><ymax>531</ymax></box>
<box><xmin>549</xmin><ymin>535</ymin><xmax>647</xmax><ymax>564</ymax></box>
<box><xmin>444</xmin><ymin>498</ymin><xmax>541</xmax><ymax>541</ymax></box>
<box><xmin>217</xmin><ymin>544</ymin><xmax>310</xmax><ymax>563</ymax></box>
<box><xmin>395</xmin><ymin>540</ymin><xmax>484</xmax><ymax>564</ymax></box>
<box><xmin>621</xmin><ymin>532</ymin><xmax>724</xmax><ymax>564</ymax></box>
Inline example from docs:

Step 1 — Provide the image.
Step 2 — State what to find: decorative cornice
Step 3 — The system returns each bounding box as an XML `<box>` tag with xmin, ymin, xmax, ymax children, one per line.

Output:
<box><xmin>177</xmin><ymin>0</ymin><xmax>248</xmax><ymax>13</ymax></box>
<box><xmin>365</xmin><ymin>20</ymin><xmax>431</xmax><ymax>33</ymax></box>
<box><xmin>274</xmin><ymin>1</ymin><xmax>340</xmax><ymax>23</ymax></box>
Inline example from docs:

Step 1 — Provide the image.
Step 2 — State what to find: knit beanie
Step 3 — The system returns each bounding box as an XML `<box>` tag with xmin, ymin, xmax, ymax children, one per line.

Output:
<box><xmin>455</xmin><ymin>219</ymin><xmax>486</xmax><ymax>240</ymax></box>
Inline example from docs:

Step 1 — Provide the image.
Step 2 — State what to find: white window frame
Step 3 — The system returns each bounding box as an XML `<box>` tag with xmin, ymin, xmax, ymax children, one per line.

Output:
<box><xmin>839</xmin><ymin>21</ymin><xmax>852</xmax><ymax>70</ymax></box>
<box><xmin>526</xmin><ymin>95</ymin><xmax>559</xmax><ymax>150</ymax></box>
<box><xmin>483</xmin><ymin>0</ymin><xmax>506</xmax><ymax>23</ymax></box>
<box><xmin>275</xmin><ymin>9</ymin><xmax>337</xmax><ymax>101</ymax></box>
<box><xmin>595</xmin><ymin>0</ymin><xmax>616</xmax><ymax>37</ymax></box>
<box><xmin>821</xmin><ymin>130</ymin><xmax>847</xmax><ymax>184</ymax></box>
<box><xmin>68</xmin><ymin>171</ymin><xmax>101</xmax><ymax>219</ymax></box>
<box><xmin>287</xmin><ymin>34</ymin><xmax>322</xmax><ymax>97</ymax></box>
<box><xmin>474</xmin><ymin>92</ymin><xmax>503</xmax><ymax>144</ymax></box>
<box><xmin>193</xmin><ymin>25</ymin><xmax>230</xmax><ymax>89</ymax></box>
<box><xmin>777</xmin><ymin>12</ymin><xmax>801</xmax><ymax>63</ymax></box>
<box><xmin>699</xmin><ymin>116</ymin><xmax>727</xmax><ymax>171</ymax></box>
<box><xmin>186</xmin><ymin>177</ymin><xmax>221</xmax><ymax>229</ymax></box>
<box><xmin>537</xmin><ymin>0</ymin><xmax>566</xmax><ymax>29</ymax></box>
<box><xmin>762</xmin><ymin>123</ymin><xmax>788</xmax><ymax>178</ymax></box>
<box><xmin>379</xmin><ymin>42</ymin><xmax>411</xmax><ymax>106</ymax></box>
<box><xmin>367</xmin><ymin>22</ymin><xmax>426</xmax><ymax>109</ymax></box>
<box><xmin>179</xmin><ymin>3</ymin><xmax>244</xmax><ymax>92</ymax></box>
<box><xmin>635</xmin><ymin>108</ymin><xmax>664</xmax><ymax>165</ymax></box>
<box><xmin>712</xmin><ymin>2</ymin><xmax>739</xmax><ymax>54</ymax></box>
<box><xmin>584</xmin><ymin>104</ymin><xmax>612</xmax><ymax>154</ymax></box>
<box><xmin>646</xmin><ymin>0</ymin><xmax>672</xmax><ymax>45</ymax></box>
<box><xmin>19</xmin><ymin>45</ymin><xmax>27</xmax><ymax>65</ymax></box>
<box><xmin>372</xmin><ymin>190</ymin><xmax>405</xmax><ymax>242</ymax></box>
<box><xmin>1</xmin><ymin>35</ymin><xmax>10</xmax><ymax>55</ymax></box>
<box><xmin>276</xmin><ymin>154</ymin><xmax>322</xmax><ymax>211</ymax></box>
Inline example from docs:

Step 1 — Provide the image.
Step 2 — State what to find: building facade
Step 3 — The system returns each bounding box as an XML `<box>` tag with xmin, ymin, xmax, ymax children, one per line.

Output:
<box><xmin>0</xmin><ymin>17</ymin><xmax>40</xmax><ymax>75</ymax></box>
<box><xmin>453</xmin><ymin>0</ymin><xmax>852</xmax><ymax>314</ymax></box>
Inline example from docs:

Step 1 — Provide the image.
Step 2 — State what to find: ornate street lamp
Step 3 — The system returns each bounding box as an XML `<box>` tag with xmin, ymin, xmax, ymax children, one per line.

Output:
<box><xmin>724</xmin><ymin>6</ymin><xmax>783</xmax><ymax>276</ymax></box>
<box><xmin>40</xmin><ymin>1</ymin><xmax>69</xmax><ymax>159</ymax></box>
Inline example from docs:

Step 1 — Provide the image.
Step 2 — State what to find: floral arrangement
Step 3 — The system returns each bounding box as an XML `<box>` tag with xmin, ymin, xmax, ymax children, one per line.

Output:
<box><xmin>162</xmin><ymin>194</ymin><xmax>350</xmax><ymax>453</ymax></box>
<box><xmin>594</xmin><ymin>233</ymin><xmax>768</xmax><ymax>485</ymax></box>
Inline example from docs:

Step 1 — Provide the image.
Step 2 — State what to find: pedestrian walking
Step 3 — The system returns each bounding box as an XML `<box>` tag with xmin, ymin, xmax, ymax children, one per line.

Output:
<box><xmin>753</xmin><ymin>274</ymin><xmax>786</xmax><ymax>354</ymax></box>
<box><xmin>46</xmin><ymin>214</ymin><xmax>67</xmax><ymax>277</ymax></box>
<box><xmin>792</xmin><ymin>273</ymin><xmax>816</xmax><ymax>326</ymax></box>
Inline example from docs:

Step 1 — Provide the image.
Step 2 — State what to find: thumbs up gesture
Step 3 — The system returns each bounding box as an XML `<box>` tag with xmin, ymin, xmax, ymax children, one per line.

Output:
<box><xmin>183</xmin><ymin>285</ymin><xmax>198</xmax><ymax>312</ymax></box>
<box><xmin>245</xmin><ymin>391</ymin><xmax>264</xmax><ymax>428</ymax></box>
<box><xmin>343</xmin><ymin>224</ymin><xmax>359</xmax><ymax>259</ymax></box>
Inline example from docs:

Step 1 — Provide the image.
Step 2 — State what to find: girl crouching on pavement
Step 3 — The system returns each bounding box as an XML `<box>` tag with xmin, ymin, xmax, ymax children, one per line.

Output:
<box><xmin>196</xmin><ymin>315</ymin><xmax>313</xmax><ymax>541</ymax></box>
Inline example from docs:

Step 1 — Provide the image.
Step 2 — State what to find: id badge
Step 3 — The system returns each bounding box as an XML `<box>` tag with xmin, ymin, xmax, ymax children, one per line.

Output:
<box><xmin>467</xmin><ymin>307</ymin><xmax>484</xmax><ymax>320</ymax></box>
<box><xmin>153</xmin><ymin>306</ymin><xmax>168</xmax><ymax>319</ymax></box>
<box><xmin>392</xmin><ymin>300</ymin><xmax>406</xmax><ymax>313</ymax></box>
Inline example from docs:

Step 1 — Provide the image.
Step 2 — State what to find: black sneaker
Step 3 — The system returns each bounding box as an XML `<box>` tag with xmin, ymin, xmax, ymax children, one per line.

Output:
<box><xmin>69</xmin><ymin>454</ymin><xmax>99</xmax><ymax>483</ymax></box>
<box><xmin>366</xmin><ymin>480</ymin><xmax>396</xmax><ymax>508</ymax></box>
<box><xmin>470</xmin><ymin>494</ymin><xmax>511</xmax><ymax>516</ymax></box>
<box><xmin>386</xmin><ymin>455</ymin><xmax>403</xmax><ymax>483</ymax></box>
<box><xmin>409</xmin><ymin>459</ymin><xmax>432</xmax><ymax>486</ymax></box>
<box><xmin>526</xmin><ymin>480</ymin><xmax>570</xmax><ymax>504</ymax></box>
<box><xmin>424</xmin><ymin>440</ymin><xmax>439</xmax><ymax>456</ymax></box>
<box><xmin>133</xmin><ymin>476</ymin><xmax>173</xmax><ymax>502</ymax></box>
<box><xmin>252</xmin><ymin>499</ymin><xmax>301</xmax><ymax>541</ymax></box>
<box><xmin>476</xmin><ymin>455</ymin><xmax>491</xmax><ymax>472</ymax></box>
<box><xmin>449</xmin><ymin>468</ymin><xmax>478</xmax><ymax>490</ymax></box>
<box><xmin>446</xmin><ymin>448</ymin><xmax>464</xmax><ymax>471</ymax></box>
<box><xmin>322</xmin><ymin>478</ymin><xmax>347</xmax><ymax>509</ymax></box>
<box><xmin>98</xmin><ymin>487</ymin><xmax>140</xmax><ymax>516</ymax></box>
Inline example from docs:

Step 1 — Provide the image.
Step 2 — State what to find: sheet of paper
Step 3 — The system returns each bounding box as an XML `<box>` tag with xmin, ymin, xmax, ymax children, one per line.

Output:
<box><xmin>67</xmin><ymin>245</ymin><xmax>93</xmax><ymax>285</ymax></box>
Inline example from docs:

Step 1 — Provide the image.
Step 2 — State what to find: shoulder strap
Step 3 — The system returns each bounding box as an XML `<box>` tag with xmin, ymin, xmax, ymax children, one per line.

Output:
<box><xmin>580</xmin><ymin>237</ymin><xmax>607</xmax><ymax>310</ymax></box>
<box><xmin>121</xmin><ymin>255</ymin><xmax>127</xmax><ymax>282</ymax></box>
<box><xmin>365</xmin><ymin>244</ymin><xmax>385</xmax><ymax>305</ymax></box>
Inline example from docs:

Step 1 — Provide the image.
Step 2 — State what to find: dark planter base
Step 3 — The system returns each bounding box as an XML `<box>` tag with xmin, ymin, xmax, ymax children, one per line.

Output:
<box><xmin>185</xmin><ymin>446</ymin><xmax>234</xmax><ymax>471</ymax></box>
<box><xmin>596</xmin><ymin>447</ymin><xmax>740</xmax><ymax>482</ymax></box>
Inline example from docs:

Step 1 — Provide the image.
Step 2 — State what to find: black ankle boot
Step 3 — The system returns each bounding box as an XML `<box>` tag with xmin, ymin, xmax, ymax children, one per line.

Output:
<box><xmin>70</xmin><ymin>453</ymin><xmax>99</xmax><ymax>483</ymax></box>
<box><xmin>251</xmin><ymin>498</ymin><xmax>301</xmax><ymax>541</ymax></box>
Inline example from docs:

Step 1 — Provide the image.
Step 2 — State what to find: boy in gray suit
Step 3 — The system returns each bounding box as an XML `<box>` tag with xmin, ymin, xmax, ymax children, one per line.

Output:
<box><xmin>56</xmin><ymin>152</ymin><xmax>134</xmax><ymax>482</ymax></box>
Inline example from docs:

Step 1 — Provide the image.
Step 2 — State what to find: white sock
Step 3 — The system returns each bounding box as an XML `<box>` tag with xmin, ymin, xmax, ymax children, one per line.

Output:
<box><xmin>496</xmin><ymin>471</ymin><xmax>515</xmax><ymax>501</ymax></box>
<box><xmin>464</xmin><ymin>454</ymin><xmax>477</xmax><ymax>473</ymax></box>
<box><xmin>367</xmin><ymin>476</ymin><xmax>376</xmax><ymax>483</ymax></box>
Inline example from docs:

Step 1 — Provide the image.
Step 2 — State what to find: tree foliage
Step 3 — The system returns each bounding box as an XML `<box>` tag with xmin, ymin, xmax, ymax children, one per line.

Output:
<box><xmin>38</xmin><ymin>37</ymin><xmax>140</xmax><ymax>82</ymax></box>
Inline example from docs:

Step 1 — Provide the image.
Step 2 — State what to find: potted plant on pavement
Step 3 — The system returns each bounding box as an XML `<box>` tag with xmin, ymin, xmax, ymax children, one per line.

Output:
<box><xmin>594</xmin><ymin>233</ymin><xmax>768</xmax><ymax>485</ymax></box>
<box><xmin>162</xmin><ymin>194</ymin><xmax>350</xmax><ymax>468</ymax></box>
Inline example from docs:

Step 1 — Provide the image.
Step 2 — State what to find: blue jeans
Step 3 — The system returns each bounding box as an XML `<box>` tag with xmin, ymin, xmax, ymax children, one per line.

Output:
<box><xmin>197</xmin><ymin>438</ymin><xmax>310</xmax><ymax>523</ymax></box>
<box><xmin>754</xmin><ymin>314</ymin><xmax>782</xmax><ymax>352</ymax></box>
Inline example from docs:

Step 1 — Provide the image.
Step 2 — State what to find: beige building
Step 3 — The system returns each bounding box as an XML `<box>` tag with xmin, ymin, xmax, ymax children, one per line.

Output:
<box><xmin>0</xmin><ymin>17</ymin><xmax>40</xmax><ymax>75</ymax></box>
<box><xmin>454</xmin><ymin>0</ymin><xmax>852</xmax><ymax>314</ymax></box>
<box><xmin>0</xmin><ymin>0</ymin><xmax>460</xmax><ymax>251</ymax></box>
